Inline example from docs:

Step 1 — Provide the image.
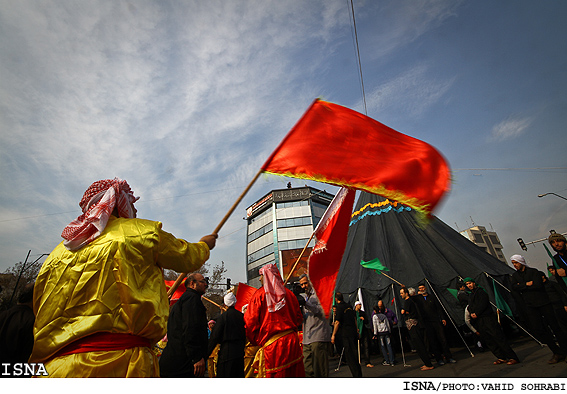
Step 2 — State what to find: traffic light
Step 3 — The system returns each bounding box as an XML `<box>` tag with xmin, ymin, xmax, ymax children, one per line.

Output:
<box><xmin>517</xmin><ymin>238</ymin><xmax>527</xmax><ymax>251</ymax></box>
<box><xmin>226</xmin><ymin>278</ymin><xmax>231</xmax><ymax>289</ymax></box>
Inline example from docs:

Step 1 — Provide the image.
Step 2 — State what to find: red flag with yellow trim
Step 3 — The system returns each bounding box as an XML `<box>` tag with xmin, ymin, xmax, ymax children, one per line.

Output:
<box><xmin>261</xmin><ymin>99</ymin><xmax>450</xmax><ymax>216</ymax></box>
<box><xmin>308</xmin><ymin>187</ymin><xmax>356</xmax><ymax>318</ymax></box>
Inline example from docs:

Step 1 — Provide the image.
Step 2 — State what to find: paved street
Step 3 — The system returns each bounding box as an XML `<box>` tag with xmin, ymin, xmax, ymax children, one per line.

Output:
<box><xmin>329</xmin><ymin>336</ymin><xmax>567</xmax><ymax>378</ymax></box>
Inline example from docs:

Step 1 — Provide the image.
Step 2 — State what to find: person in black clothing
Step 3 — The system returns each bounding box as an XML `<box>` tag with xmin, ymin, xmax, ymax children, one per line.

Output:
<box><xmin>544</xmin><ymin>267</ymin><xmax>567</xmax><ymax>336</ymax></box>
<box><xmin>457</xmin><ymin>281</ymin><xmax>470</xmax><ymax>308</ymax></box>
<box><xmin>549</xmin><ymin>233</ymin><xmax>567</xmax><ymax>295</ymax></box>
<box><xmin>465</xmin><ymin>277</ymin><xmax>519</xmax><ymax>365</ymax></box>
<box><xmin>510</xmin><ymin>254</ymin><xmax>567</xmax><ymax>364</ymax></box>
<box><xmin>354</xmin><ymin>301</ymin><xmax>373</xmax><ymax>368</ymax></box>
<box><xmin>0</xmin><ymin>283</ymin><xmax>35</xmax><ymax>368</ymax></box>
<box><xmin>330</xmin><ymin>305</ymin><xmax>344</xmax><ymax>359</ymax></box>
<box><xmin>207</xmin><ymin>292</ymin><xmax>246</xmax><ymax>377</ymax></box>
<box><xmin>416</xmin><ymin>283</ymin><xmax>456</xmax><ymax>365</ymax></box>
<box><xmin>400</xmin><ymin>287</ymin><xmax>434</xmax><ymax>371</ymax></box>
<box><xmin>456</xmin><ymin>280</ymin><xmax>485</xmax><ymax>352</ymax></box>
<box><xmin>160</xmin><ymin>273</ymin><xmax>209</xmax><ymax>377</ymax></box>
<box><xmin>331</xmin><ymin>292</ymin><xmax>362</xmax><ymax>377</ymax></box>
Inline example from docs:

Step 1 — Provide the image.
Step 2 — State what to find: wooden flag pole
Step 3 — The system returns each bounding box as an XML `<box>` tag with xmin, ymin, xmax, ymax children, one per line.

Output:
<box><xmin>424</xmin><ymin>278</ymin><xmax>474</xmax><ymax>358</ymax></box>
<box><xmin>284</xmin><ymin>231</ymin><xmax>316</xmax><ymax>284</ymax></box>
<box><xmin>167</xmin><ymin>273</ymin><xmax>187</xmax><ymax>299</ymax></box>
<box><xmin>214</xmin><ymin>168</ymin><xmax>263</xmax><ymax>234</ymax></box>
<box><xmin>202</xmin><ymin>295</ymin><xmax>227</xmax><ymax>311</ymax></box>
<box><xmin>168</xmin><ymin>169</ymin><xmax>264</xmax><ymax>299</ymax></box>
<box><xmin>380</xmin><ymin>271</ymin><xmax>404</xmax><ymax>287</ymax></box>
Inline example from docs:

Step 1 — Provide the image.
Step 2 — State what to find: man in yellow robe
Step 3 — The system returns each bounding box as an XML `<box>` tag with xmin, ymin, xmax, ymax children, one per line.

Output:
<box><xmin>29</xmin><ymin>178</ymin><xmax>217</xmax><ymax>377</ymax></box>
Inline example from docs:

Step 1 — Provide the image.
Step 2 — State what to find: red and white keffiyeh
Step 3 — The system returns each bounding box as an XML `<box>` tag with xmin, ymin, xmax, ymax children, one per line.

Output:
<box><xmin>61</xmin><ymin>178</ymin><xmax>139</xmax><ymax>251</ymax></box>
<box><xmin>259</xmin><ymin>264</ymin><xmax>287</xmax><ymax>312</ymax></box>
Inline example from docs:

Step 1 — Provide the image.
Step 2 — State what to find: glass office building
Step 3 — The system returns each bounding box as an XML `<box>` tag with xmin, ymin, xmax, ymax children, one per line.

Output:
<box><xmin>245</xmin><ymin>186</ymin><xmax>334</xmax><ymax>288</ymax></box>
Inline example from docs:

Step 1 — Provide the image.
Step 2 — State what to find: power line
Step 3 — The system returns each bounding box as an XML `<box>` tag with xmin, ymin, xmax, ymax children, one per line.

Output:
<box><xmin>1</xmin><ymin>168</ymin><xmax>562</xmax><ymax>224</ymax></box>
<box><xmin>348</xmin><ymin>0</ymin><xmax>367</xmax><ymax>115</ymax></box>
<box><xmin>0</xmin><ymin>180</ymin><xmax>289</xmax><ymax>224</ymax></box>
<box><xmin>0</xmin><ymin>210</ymin><xmax>79</xmax><ymax>223</ymax></box>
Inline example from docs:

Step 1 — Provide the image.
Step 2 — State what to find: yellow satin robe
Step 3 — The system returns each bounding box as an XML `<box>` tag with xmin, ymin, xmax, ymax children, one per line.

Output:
<box><xmin>29</xmin><ymin>216</ymin><xmax>210</xmax><ymax>377</ymax></box>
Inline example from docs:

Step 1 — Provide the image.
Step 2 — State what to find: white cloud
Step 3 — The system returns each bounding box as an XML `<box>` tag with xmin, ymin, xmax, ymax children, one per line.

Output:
<box><xmin>364</xmin><ymin>63</ymin><xmax>456</xmax><ymax>117</ymax></box>
<box><xmin>0</xmin><ymin>1</ymin><xmax>354</xmax><ymax>275</ymax></box>
<box><xmin>490</xmin><ymin>116</ymin><xmax>533</xmax><ymax>141</ymax></box>
<box><xmin>357</xmin><ymin>0</ymin><xmax>463</xmax><ymax>61</ymax></box>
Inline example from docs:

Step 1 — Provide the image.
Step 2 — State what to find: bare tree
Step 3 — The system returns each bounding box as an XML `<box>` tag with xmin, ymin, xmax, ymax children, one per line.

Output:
<box><xmin>164</xmin><ymin>261</ymin><xmax>229</xmax><ymax>320</ymax></box>
<box><xmin>203</xmin><ymin>261</ymin><xmax>228</xmax><ymax>320</ymax></box>
<box><xmin>207</xmin><ymin>261</ymin><xmax>228</xmax><ymax>297</ymax></box>
<box><xmin>0</xmin><ymin>252</ymin><xmax>47</xmax><ymax>311</ymax></box>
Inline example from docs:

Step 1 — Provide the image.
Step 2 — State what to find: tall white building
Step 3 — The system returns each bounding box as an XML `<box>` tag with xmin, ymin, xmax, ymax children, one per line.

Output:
<box><xmin>245</xmin><ymin>186</ymin><xmax>334</xmax><ymax>288</ymax></box>
<box><xmin>459</xmin><ymin>225</ymin><xmax>506</xmax><ymax>263</ymax></box>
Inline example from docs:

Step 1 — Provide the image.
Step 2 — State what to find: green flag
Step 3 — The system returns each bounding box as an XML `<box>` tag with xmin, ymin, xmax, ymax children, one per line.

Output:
<box><xmin>544</xmin><ymin>243</ymin><xmax>555</xmax><ymax>260</ymax></box>
<box><xmin>360</xmin><ymin>258</ymin><xmax>389</xmax><ymax>272</ymax></box>
<box><xmin>544</xmin><ymin>243</ymin><xmax>555</xmax><ymax>277</ymax></box>
<box><xmin>492</xmin><ymin>279</ymin><xmax>513</xmax><ymax>317</ymax></box>
<box><xmin>543</xmin><ymin>244</ymin><xmax>567</xmax><ymax>287</ymax></box>
<box><xmin>446</xmin><ymin>288</ymin><xmax>459</xmax><ymax>300</ymax></box>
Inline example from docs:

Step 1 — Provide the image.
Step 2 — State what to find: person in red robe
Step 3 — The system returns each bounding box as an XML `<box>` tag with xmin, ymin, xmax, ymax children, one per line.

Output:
<box><xmin>244</xmin><ymin>264</ymin><xmax>305</xmax><ymax>377</ymax></box>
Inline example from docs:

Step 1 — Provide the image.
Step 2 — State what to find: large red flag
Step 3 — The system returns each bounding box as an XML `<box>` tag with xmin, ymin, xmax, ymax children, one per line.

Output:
<box><xmin>261</xmin><ymin>99</ymin><xmax>450</xmax><ymax>217</ymax></box>
<box><xmin>234</xmin><ymin>282</ymin><xmax>257</xmax><ymax>312</ymax></box>
<box><xmin>307</xmin><ymin>187</ymin><xmax>355</xmax><ymax>318</ymax></box>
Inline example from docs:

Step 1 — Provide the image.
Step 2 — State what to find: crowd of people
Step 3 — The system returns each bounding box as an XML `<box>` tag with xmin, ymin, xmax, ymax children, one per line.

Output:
<box><xmin>1</xmin><ymin>177</ymin><xmax>566</xmax><ymax>379</ymax></box>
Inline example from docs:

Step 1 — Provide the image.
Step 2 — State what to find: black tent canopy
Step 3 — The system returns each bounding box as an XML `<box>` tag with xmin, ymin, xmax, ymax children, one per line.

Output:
<box><xmin>335</xmin><ymin>192</ymin><xmax>516</xmax><ymax>326</ymax></box>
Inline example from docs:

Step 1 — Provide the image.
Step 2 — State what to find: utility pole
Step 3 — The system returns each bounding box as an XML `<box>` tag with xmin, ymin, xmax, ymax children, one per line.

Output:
<box><xmin>517</xmin><ymin>230</ymin><xmax>567</xmax><ymax>250</ymax></box>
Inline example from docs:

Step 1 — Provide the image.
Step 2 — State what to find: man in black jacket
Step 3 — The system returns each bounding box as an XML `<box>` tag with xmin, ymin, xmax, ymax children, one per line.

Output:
<box><xmin>331</xmin><ymin>292</ymin><xmax>362</xmax><ymax>377</ymax></box>
<box><xmin>207</xmin><ymin>292</ymin><xmax>246</xmax><ymax>377</ymax></box>
<box><xmin>544</xmin><ymin>267</ymin><xmax>567</xmax><ymax>336</ymax></box>
<box><xmin>510</xmin><ymin>254</ymin><xmax>567</xmax><ymax>364</ymax></box>
<box><xmin>416</xmin><ymin>283</ymin><xmax>456</xmax><ymax>365</ymax></box>
<box><xmin>354</xmin><ymin>301</ymin><xmax>373</xmax><ymax>368</ymax></box>
<box><xmin>400</xmin><ymin>287</ymin><xmax>434</xmax><ymax>370</ymax></box>
<box><xmin>549</xmin><ymin>233</ymin><xmax>567</xmax><ymax>295</ymax></box>
<box><xmin>465</xmin><ymin>277</ymin><xmax>519</xmax><ymax>365</ymax></box>
<box><xmin>160</xmin><ymin>273</ymin><xmax>209</xmax><ymax>377</ymax></box>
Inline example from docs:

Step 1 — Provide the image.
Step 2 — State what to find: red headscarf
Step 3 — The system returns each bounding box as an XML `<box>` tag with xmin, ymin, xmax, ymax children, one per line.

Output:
<box><xmin>61</xmin><ymin>178</ymin><xmax>139</xmax><ymax>251</ymax></box>
<box><xmin>259</xmin><ymin>264</ymin><xmax>287</xmax><ymax>312</ymax></box>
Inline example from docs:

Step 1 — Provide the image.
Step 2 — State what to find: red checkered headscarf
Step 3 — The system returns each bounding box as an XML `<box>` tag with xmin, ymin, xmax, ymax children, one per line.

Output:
<box><xmin>259</xmin><ymin>264</ymin><xmax>287</xmax><ymax>312</ymax></box>
<box><xmin>61</xmin><ymin>178</ymin><xmax>139</xmax><ymax>251</ymax></box>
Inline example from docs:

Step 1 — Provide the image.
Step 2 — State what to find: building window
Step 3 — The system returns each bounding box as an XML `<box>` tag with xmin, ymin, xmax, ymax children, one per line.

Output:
<box><xmin>248</xmin><ymin>223</ymin><xmax>273</xmax><ymax>242</ymax></box>
<box><xmin>279</xmin><ymin>238</ymin><xmax>312</xmax><ymax>251</ymax></box>
<box><xmin>247</xmin><ymin>260</ymin><xmax>276</xmax><ymax>281</ymax></box>
<box><xmin>249</xmin><ymin>207</ymin><xmax>273</xmax><ymax>224</ymax></box>
<box><xmin>276</xmin><ymin>216</ymin><xmax>312</xmax><ymax>228</ymax></box>
<box><xmin>313</xmin><ymin>216</ymin><xmax>321</xmax><ymax>228</ymax></box>
<box><xmin>473</xmin><ymin>233</ymin><xmax>484</xmax><ymax>243</ymax></box>
<box><xmin>276</xmin><ymin>200</ymin><xmax>309</xmax><ymax>209</ymax></box>
<box><xmin>248</xmin><ymin>244</ymin><xmax>275</xmax><ymax>264</ymax></box>
<box><xmin>489</xmin><ymin>234</ymin><xmax>500</xmax><ymax>244</ymax></box>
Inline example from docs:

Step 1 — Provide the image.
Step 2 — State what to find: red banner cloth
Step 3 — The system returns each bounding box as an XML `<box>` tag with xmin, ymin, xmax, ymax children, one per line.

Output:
<box><xmin>165</xmin><ymin>279</ymin><xmax>186</xmax><ymax>306</ymax></box>
<box><xmin>261</xmin><ymin>99</ymin><xmax>450</xmax><ymax>216</ymax></box>
<box><xmin>234</xmin><ymin>282</ymin><xmax>257</xmax><ymax>312</ymax></box>
<box><xmin>307</xmin><ymin>187</ymin><xmax>356</xmax><ymax>318</ymax></box>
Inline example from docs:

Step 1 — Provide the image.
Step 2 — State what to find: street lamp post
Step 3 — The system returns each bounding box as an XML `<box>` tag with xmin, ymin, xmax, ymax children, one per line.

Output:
<box><xmin>538</xmin><ymin>192</ymin><xmax>567</xmax><ymax>201</ymax></box>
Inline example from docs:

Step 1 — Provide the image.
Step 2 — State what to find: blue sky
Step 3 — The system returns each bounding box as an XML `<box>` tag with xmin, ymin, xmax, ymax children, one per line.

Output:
<box><xmin>1</xmin><ymin>0</ymin><xmax>566</xmax><ymax>283</ymax></box>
